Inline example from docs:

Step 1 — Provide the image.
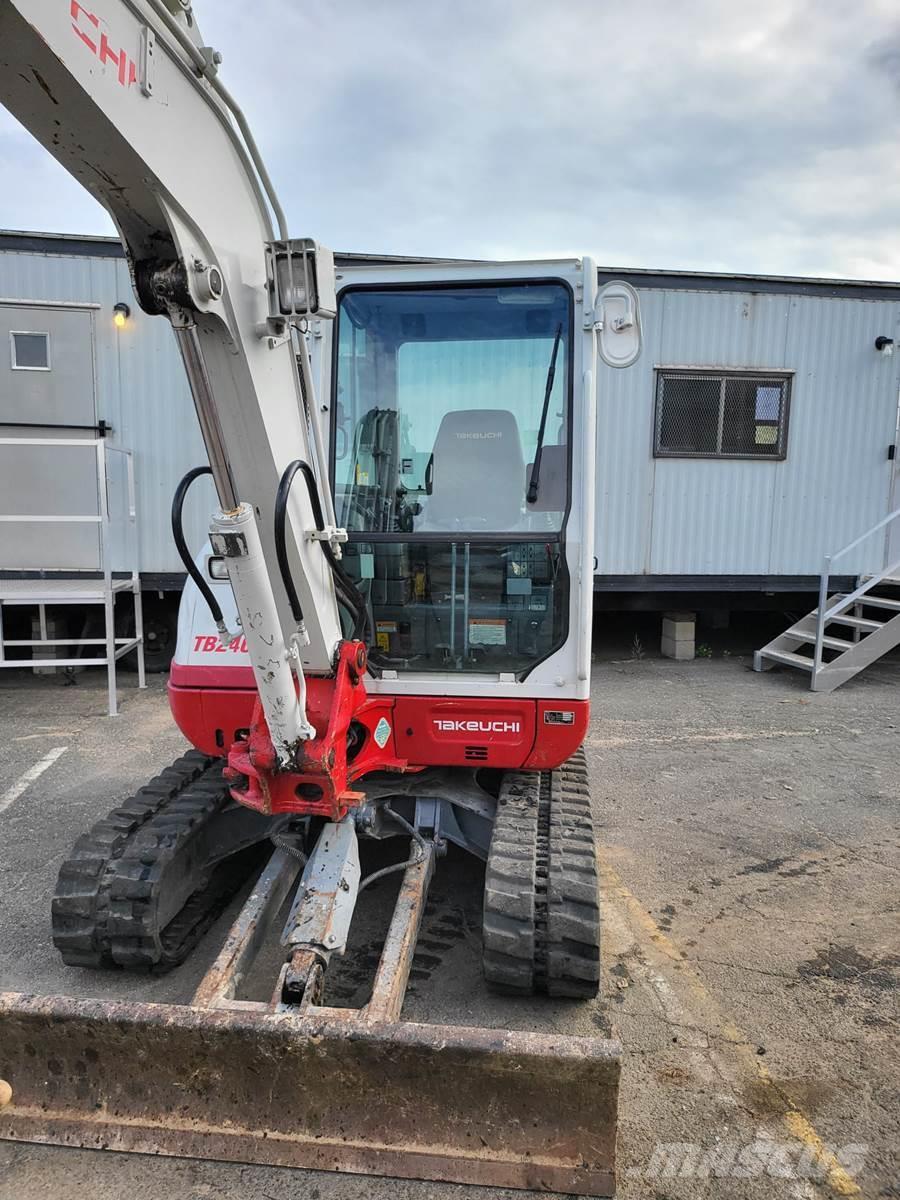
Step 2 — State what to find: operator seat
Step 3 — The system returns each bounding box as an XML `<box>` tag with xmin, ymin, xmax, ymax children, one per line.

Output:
<box><xmin>422</xmin><ymin>409</ymin><xmax>525</xmax><ymax>531</ymax></box>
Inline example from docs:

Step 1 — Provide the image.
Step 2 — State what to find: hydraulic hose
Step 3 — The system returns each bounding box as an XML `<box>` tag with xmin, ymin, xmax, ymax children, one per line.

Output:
<box><xmin>275</xmin><ymin>459</ymin><xmax>369</xmax><ymax>642</ymax></box>
<box><xmin>273</xmin><ymin>462</ymin><xmax>307</xmax><ymax>627</ymax></box>
<box><xmin>358</xmin><ymin>805</ymin><xmax>429</xmax><ymax>893</ymax></box>
<box><xmin>171</xmin><ymin>465</ymin><xmax>231</xmax><ymax>642</ymax></box>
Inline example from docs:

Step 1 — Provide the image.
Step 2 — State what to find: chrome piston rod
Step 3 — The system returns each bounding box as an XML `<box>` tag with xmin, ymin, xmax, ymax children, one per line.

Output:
<box><xmin>171</xmin><ymin>321</ymin><xmax>238</xmax><ymax>512</ymax></box>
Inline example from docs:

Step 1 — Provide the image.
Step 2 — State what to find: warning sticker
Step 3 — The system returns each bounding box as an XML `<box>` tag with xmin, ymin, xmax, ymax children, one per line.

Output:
<box><xmin>544</xmin><ymin>710</ymin><xmax>576</xmax><ymax>725</ymax></box>
<box><xmin>374</xmin><ymin>717</ymin><xmax>392</xmax><ymax>748</ymax></box>
<box><xmin>376</xmin><ymin>620</ymin><xmax>397</xmax><ymax>653</ymax></box>
<box><xmin>469</xmin><ymin>618</ymin><xmax>507</xmax><ymax>646</ymax></box>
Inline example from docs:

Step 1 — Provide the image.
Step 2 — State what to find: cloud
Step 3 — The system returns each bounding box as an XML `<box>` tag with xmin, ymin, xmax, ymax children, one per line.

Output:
<box><xmin>3</xmin><ymin>0</ymin><xmax>900</xmax><ymax>278</ymax></box>
<box><xmin>0</xmin><ymin>113</ymin><xmax>116</xmax><ymax>236</ymax></box>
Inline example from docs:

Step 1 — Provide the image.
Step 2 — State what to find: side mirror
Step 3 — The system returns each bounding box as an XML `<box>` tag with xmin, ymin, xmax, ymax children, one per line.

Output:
<box><xmin>593</xmin><ymin>280</ymin><xmax>642</xmax><ymax>369</ymax></box>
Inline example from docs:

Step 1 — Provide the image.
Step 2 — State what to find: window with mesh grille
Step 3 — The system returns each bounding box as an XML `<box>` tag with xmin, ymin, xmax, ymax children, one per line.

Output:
<box><xmin>654</xmin><ymin>370</ymin><xmax>791</xmax><ymax>459</ymax></box>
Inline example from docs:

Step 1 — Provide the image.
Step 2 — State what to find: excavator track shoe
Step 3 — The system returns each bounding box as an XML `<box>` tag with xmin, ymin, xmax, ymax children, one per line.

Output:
<box><xmin>51</xmin><ymin>753</ymin><xmax>271</xmax><ymax>973</ymax></box>
<box><xmin>483</xmin><ymin>748</ymin><xmax>601</xmax><ymax>997</ymax></box>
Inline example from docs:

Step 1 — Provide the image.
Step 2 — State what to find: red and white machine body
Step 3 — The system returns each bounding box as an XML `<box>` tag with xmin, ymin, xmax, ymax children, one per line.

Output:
<box><xmin>165</xmin><ymin>257</ymin><xmax>637</xmax><ymax>810</ymax></box>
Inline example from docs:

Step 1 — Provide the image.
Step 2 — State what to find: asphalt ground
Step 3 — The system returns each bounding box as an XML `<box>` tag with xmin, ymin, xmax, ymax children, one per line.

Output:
<box><xmin>0</xmin><ymin>628</ymin><xmax>896</xmax><ymax>1199</ymax></box>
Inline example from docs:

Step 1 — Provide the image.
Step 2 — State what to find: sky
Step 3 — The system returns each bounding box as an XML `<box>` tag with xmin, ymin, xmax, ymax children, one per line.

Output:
<box><xmin>4</xmin><ymin>0</ymin><xmax>900</xmax><ymax>279</ymax></box>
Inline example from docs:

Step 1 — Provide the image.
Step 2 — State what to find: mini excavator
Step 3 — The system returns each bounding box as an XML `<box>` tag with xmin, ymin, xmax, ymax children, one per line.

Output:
<box><xmin>0</xmin><ymin>1</ymin><xmax>642</xmax><ymax>1193</ymax></box>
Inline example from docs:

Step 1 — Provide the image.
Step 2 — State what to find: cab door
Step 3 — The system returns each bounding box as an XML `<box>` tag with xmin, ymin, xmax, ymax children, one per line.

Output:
<box><xmin>322</xmin><ymin>258</ymin><xmax>604</xmax><ymax>701</ymax></box>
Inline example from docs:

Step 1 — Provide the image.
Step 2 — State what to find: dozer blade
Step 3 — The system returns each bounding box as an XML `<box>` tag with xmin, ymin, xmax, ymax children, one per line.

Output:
<box><xmin>0</xmin><ymin>991</ymin><xmax>619</xmax><ymax>1194</ymax></box>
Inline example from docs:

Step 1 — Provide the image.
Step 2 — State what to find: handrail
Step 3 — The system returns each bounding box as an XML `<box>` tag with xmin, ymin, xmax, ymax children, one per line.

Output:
<box><xmin>0</xmin><ymin>434</ymin><xmax>145</xmax><ymax>711</ymax></box>
<box><xmin>814</xmin><ymin>505</ymin><xmax>900</xmax><ymax>679</ymax></box>
<box><xmin>827</xmin><ymin>504</ymin><xmax>900</xmax><ymax>565</ymax></box>
<box><xmin>0</xmin><ymin>435</ymin><xmax>139</xmax><ymax>583</ymax></box>
<box><xmin>0</xmin><ymin>436</ymin><xmax>105</xmax><ymax>447</ymax></box>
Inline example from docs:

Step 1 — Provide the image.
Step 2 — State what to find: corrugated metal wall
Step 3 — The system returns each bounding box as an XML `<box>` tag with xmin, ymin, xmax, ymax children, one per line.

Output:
<box><xmin>2</xmin><ymin>245</ymin><xmax>899</xmax><ymax>584</ymax></box>
<box><xmin>594</xmin><ymin>287</ymin><xmax>900</xmax><ymax>578</ymax></box>
<box><xmin>0</xmin><ymin>248</ymin><xmax>212</xmax><ymax>573</ymax></box>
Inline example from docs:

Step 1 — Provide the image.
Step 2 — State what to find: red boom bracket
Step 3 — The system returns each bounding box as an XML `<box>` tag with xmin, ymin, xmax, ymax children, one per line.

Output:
<box><xmin>224</xmin><ymin>641</ymin><xmax>407</xmax><ymax>820</ymax></box>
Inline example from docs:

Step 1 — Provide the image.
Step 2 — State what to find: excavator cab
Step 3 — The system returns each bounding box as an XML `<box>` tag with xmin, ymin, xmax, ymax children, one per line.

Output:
<box><xmin>167</xmin><ymin>263</ymin><xmax>599</xmax><ymax>772</ymax></box>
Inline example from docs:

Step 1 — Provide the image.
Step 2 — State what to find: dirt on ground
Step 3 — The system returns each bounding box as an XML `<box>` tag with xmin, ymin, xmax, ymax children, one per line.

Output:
<box><xmin>0</xmin><ymin>627</ymin><xmax>896</xmax><ymax>1199</ymax></box>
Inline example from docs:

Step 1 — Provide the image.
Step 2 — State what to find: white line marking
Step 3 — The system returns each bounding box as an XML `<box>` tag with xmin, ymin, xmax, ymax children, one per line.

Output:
<box><xmin>0</xmin><ymin>746</ymin><xmax>68</xmax><ymax>815</ymax></box>
<box><xmin>586</xmin><ymin>728</ymin><xmax>818</xmax><ymax>749</ymax></box>
<box><xmin>13</xmin><ymin>731</ymin><xmax>78</xmax><ymax>742</ymax></box>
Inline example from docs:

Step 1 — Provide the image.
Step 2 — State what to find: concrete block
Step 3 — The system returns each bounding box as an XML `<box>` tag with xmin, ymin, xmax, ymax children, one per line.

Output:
<box><xmin>661</xmin><ymin>634</ymin><xmax>695</xmax><ymax>661</ymax></box>
<box><xmin>31</xmin><ymin>614</ymin><xmax>66</xmax><ymax>675</ymax></box>
<box><xmin>662</xmin><ymin>611</ymin><xmax>696</xmax><ymax>644</ymax></box>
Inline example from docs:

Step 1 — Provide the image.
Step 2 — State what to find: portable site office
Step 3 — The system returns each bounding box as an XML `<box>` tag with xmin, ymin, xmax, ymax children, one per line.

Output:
<box><xmin>1</xmin><ymin>228</ymin><xmax>899</xmax><ymax>665</ymax></box>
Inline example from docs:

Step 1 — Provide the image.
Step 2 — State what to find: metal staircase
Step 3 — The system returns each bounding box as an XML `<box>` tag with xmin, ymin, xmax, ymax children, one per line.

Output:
<box><xmin>754</xmin><ymin>507</ymin><xmax>900</xmax><ymax>692</ymax></box>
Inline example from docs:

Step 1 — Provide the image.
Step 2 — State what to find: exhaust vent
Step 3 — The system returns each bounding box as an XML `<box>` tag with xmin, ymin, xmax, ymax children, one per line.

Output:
<box><xmin>464</xmin><ymin>745</ymin><xmax>489</xmax><ymax>761</ymax></box>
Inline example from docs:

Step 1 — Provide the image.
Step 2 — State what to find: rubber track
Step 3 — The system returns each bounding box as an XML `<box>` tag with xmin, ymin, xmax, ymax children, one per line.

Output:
<box><xmin>482</xmin><ymin>770</ymin><xmax>540</xmax><ymax>993</ymax></box>
<box><xmin>107</xmin><ymin>760</ymin><xmax>268</xmax><ymax>972</ymax></box>
<box><xmin>52</xmin><ymin>751</ymin><xmax>264</xmax><ymax>974</ymax></box>
<box><xmin>544</xmin><ymin>748</ymin><xmax>601</xmax><ymax>998</ymax></box>
<box><xmin>482</xmin><ymin>748</ymin><xmax>600</xmax><ymax>998</ymax></box>
<box><xmin>51</xmin><ymin>750</ymin><xmax>215</xmax><ymax>969</ymax></box>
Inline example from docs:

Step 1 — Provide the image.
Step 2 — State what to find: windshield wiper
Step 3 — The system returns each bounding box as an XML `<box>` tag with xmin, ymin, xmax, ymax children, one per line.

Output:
<box><xmin>526</xmin><ymin>322</ymin><xmax>564</xmax><ymax>504</ymax></box>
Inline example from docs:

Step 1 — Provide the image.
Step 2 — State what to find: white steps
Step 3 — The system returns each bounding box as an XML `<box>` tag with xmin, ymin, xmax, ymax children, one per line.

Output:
<box><xmin>754</xmin><ymin>579</ymin><xmax>900</xmax><ymax>692</ymax></box>
<box><xmin>859</xmin><ymin>595</ymin><xmax>900</xmax><ymax>611</ymax></box>
<box><xmin>827</xmin><ymin>614</ymin><xmax>882</xmax><ymax>632</ymax></box>
<box><xmin>791</xmin><ymin>633</ymin><xmax>855</xmax><ymax>652</ymax></box>
<box><xmin>759</xmin><ymin>649</ymin><xmax>814</xmax><ymax>672</ymax></box>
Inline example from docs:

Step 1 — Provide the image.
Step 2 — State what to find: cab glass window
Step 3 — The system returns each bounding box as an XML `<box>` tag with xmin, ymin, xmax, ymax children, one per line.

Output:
<box><xmin>333</xmin><ymin>284</ymin><xmax>571</xmax><ymax>536</ymax></box>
